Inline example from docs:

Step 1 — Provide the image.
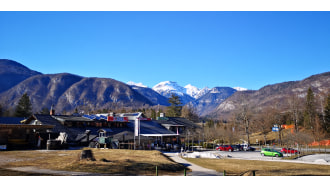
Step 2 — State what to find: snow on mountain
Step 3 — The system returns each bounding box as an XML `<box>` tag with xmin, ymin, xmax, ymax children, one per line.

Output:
<box><xmin>128</xmin><ymin>80</ymin><xmax>245</xmax><ymax>102</ymax></box>
<box><xmin>152</xmin><ymin>81</ymin><xmax>213</xmax><ymax>100</ymax></box>
<box><xmin>233</xmin><ymin>87</ymin><xmax>248</xmax><ymax>91</ymax></box>
<box><xmin>152</xmin><ymin>81</ymin><xmax>186</xmax><ymax>96</ymax></box>
<box><xmin>127</xmin><ymin>81</ymin><xmax>148</xmax><ymax>88</ymax></box>
<box><xmin>194</xmin><ymin>86</ymin><xmax>210</xmax><ymax>99</ymax></box>
<box><xmin>184</xmin><ymin>84</ymin><xmax>201</xmax><ymax>99</ymax></box>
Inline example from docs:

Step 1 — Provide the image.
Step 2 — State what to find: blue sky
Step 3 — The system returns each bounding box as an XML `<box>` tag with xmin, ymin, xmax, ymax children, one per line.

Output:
<box><xmin>1</xmin><ymin>11</ymin><xmax>330</xmax><ymax>90</ymax></box>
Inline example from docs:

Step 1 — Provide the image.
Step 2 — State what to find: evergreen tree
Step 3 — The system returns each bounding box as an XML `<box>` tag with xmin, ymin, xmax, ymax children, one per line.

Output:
<box><xmin>151</xmin><ymin>109</ymin><xmax>157</xmax><ymax>120</ymax></box>
<box><xmin>14</xmin><ymin>93</ymin><xmax>32</xmax><ymax>117</ymax></box>
<box><xmin>303</xmin><ymin>87</ymin><xmax>317</xmax><ymax>130</ymax></box>
<box><xmin>0</xmin><ymin>104</ymin><xmax>3</xmax><ymax>116</ymax></box>
<box><xmin>40</xmin><ymin>107</ymin><xmax>50</xmax><ymax>115</ymax></box>
<box><xmin>167</xmin><ymin>94</ymin><xmax>182</xmax><ymax>117</ymax></box>
<box><xmin>324</xmin><ymin>94</ymin><xmax>330</xmax><ymax>134</ymax></box>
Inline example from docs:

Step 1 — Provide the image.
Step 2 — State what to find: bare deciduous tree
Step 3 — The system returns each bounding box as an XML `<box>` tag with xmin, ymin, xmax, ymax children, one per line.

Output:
<box><xmin>254</xmin><ymin>107</ymin><xmax>277</xmax><ymax>145</ymax></box>
<box><xmin>235</xmin><ymin>95</ymin><xmax>253</xmax><ymax>145</ymax></box>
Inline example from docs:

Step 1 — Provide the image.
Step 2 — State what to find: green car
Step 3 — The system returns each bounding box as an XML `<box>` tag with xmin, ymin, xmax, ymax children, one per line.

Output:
<box><xmin>261</xmin><ymin>148</ymin><xmax>283</xmax><ymax>157</ymax></box>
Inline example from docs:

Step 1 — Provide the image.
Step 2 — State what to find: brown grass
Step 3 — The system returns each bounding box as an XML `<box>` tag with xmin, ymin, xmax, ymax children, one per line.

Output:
<box><xmin>185</xmin><ymin>158</ymin><xmax>330</xmax><ymax>176</ymax></box>
<box><xmin>0</xmin><ymin>148</ymin><xmax>186</xmax><ymax>176</ymax></box>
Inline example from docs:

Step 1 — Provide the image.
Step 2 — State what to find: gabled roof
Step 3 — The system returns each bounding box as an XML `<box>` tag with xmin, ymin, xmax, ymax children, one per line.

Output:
<box><xmin>25</xmin><ymin>114</ymin><xmax>81</xmax><ymax>141</ymax></box>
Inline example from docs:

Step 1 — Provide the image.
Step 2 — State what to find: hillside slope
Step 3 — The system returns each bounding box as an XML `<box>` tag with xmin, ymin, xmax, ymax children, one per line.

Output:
<box><xmin>0</xmin><ymin>73</ymin><xmax>153</xmax><ymax>114</ymax></box>
<box><xmin>0</xmin><ymin>59</ymin><xmax>41</xmax><ymax>93</ymax></box>
<box><xmin>212</xmin><ymin>72</ymin><xmax>330</xmax><ymax>119</ymax></box>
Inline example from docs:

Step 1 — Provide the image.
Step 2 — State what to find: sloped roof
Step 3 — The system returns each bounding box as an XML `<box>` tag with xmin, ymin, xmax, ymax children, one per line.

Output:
<box><xmin>112</xmin><ymin>130</ymin><xmax>152</xmax><ymax>141</ymax></box>
<box><xmin>156</xmin><ymin>117</ymin><xmax>200</xmax><ymax>129</ymax></box>
<box><xmin>0</xmin><ymin>117</ymin><xmax>26</xmax><ymax>124</ymax></box>
<box><xmin>75</xmin><ymin>134</ymin><xmax>97</xmax><ymax>142</ymax></box>
<box><xmin>27</xmin><ymin>114</ymin><xmax>82</xmax><ymax>141</ymax></box>
<box><xmin>127</xmin><ymin>120</ymin><xmax>177</xmax><ymax>137</ymax></box>
<box><xmin>52</xmin><ymin>115</ymin><xmax>94</xmax><ymax>123</ymax></box>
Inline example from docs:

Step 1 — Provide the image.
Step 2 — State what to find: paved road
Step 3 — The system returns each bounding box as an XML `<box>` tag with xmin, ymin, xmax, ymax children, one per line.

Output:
<box><xmin>209</xmin><ymin>150</ymin><xmax>330</xmax><ymax>165</ymax></box>
<box><xmin>163</xmin><ymin>152</ymin><xmax>222</xmax><ymax>176</ymax></box>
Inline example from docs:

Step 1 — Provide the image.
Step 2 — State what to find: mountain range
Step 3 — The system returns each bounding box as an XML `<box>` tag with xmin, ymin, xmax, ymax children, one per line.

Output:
<box><xmin>0</xmin><ymin>59</ymin><xmax>329</xmax><ymax>119</ymax></box>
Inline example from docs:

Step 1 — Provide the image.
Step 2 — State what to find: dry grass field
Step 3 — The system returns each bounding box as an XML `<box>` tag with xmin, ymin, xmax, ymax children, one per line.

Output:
<box><xmin>185</xmin><ymin>158</ymin><xmax>330</xmax><ymax>176</ymax></box>
<box><xmin>0</xmin><ymin>148</ymin><xmax>186</xmax><ymax>176</ymax></box>
<box><xmin>1</xmin><ymin>148</ymin><xmax>329</xmax><ymax>176</ymax></box>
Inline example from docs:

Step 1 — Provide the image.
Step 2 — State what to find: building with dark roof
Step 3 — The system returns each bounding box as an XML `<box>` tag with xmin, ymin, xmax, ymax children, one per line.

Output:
<box><xmin>0</xmin><ymin>117</ymin><xmax>25</xmax><ymax>124</ymax></box>
<box><xmin>1</xmin><ymin>111</ymin><xmax>201</xmax><ymax>150</ymax></box>
<box><xmin>156</xmin><ymin>116</ymin><xmax>201</xmax><ymax>135</ymax></box>
<box><xmin>0</xmin><ymin>116</ymin><xmax>54</xmax><ymax>150</ymax></box>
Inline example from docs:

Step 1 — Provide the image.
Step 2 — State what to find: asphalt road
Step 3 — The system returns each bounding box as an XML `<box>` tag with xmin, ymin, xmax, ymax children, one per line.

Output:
<box><xmin>211</xmin><ymin>150</ymin><xmax>330</xmax><ymax>165</ymax></box>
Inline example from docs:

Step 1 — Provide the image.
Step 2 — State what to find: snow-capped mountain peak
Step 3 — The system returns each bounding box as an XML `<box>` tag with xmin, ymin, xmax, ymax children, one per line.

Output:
<box><xmin>152</xmin><ymin>81</ymin><xmax>210</xmax><ymax>100</ymax></box>
<box><xmin>184</xmin><ymin>84</ymin><xmax>201</xmax><ymax>99</ymax></box>
<box><xmin>152</xmin><ymin>81</ymin><xmax>186</xmax><ymax>93</ymax></box>
<box><xmin>127</xmin><ymin>81</ymin><xmax>148</xmax><ymax>88</ymax></box>
<box><xmin>233</xmin><ymin>87</ymin><xmax>248</xmax><ymax>91</ymax></box>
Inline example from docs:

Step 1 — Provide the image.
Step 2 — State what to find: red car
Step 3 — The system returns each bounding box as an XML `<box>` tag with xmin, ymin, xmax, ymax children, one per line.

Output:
<box><xmin>216</xmin><ymin>145</ymin><xmax>234</xmax><ymax>152</ymax></box>
<box><xmin>281</xmin><ymin>148</ymin><xmax>299</xmax><ymax>154</ymax></box>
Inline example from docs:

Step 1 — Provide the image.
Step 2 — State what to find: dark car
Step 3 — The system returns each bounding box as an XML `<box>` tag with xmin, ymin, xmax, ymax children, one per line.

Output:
<box><xmin>242</xmin><ymin>144</ymin><xmax>256</xmax><ymax>151</ymax></box>
<box><xmin>216</xmin><ymin>145</ymin><xmax>234</xmax><ymax>152</ymax></box>
<box><xmin>245</xmin><ymin>146</ymin><xmax>256</xmax><ymax>151</ymax></box>
<box><xmin>232</xmin><ymin>144</ymin><xmax>243</xmax><ymax>151</ymax></box>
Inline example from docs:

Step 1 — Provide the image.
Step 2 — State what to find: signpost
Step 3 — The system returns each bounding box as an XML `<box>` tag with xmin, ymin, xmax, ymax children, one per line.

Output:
<box><xmin>272</xmin><ymin>127</ymin><xmax>279</xmax><ymax>132</ymax></box>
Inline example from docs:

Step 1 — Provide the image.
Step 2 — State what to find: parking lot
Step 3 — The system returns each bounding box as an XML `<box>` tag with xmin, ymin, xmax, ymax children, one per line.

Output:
<box><xmin>209</xmin><ymin>149</ymin><xmax>330</xmax><ymax>165</ymax></box>
<box><xmin>212</xmin><ymin>150</ymin><xmax>283</xmax><ymax>160</ymax></box>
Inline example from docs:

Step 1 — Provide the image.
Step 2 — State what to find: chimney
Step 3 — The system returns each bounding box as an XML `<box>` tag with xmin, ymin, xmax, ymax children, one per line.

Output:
<box><xmin>50</xmin><ymin>105</ymin><xmax>55</xmax><ymax>115</ymax></box>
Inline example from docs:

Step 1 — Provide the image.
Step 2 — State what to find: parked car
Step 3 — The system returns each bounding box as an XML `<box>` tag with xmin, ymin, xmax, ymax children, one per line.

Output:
<box><xmin>245</xmin><ymin>146</ymin><xmax>256</xmax><ymax>151</ymax></box>
<box><xmin>232</xmin><ymin>144</ymin><xmax>243</xmax><ymax>151</ymax></box>
<box><xmin>241</xmin><ymin>144</ymin><xmax>256</xmax><ymax>151</ymax></box>
<box><xmin>216</xmin><ymin>145</ymin><xmax>234</xmax><ymax>152</ymax></box>
<box><xmin>261</xmin><ymin>148</ymin><xmax>283</xmax><ymax>157</ymax></box>
<box><xmin>281</xmin><ymin>148</ymin><xmax>299</xmax><ymax>154</ymax></box>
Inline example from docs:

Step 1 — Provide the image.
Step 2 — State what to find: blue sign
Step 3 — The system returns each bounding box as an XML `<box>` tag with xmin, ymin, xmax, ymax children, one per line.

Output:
<box><xmin>272</xmin><ymin>127</ymin><xmax>279</xmax><ymax>132</ymax></box>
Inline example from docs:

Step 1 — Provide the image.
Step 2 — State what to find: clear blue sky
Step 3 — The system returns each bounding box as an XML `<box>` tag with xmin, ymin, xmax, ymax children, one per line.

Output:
<box><xmin>1</xmin><ymin>11</ymin><xmax>330</xmax><ymax>90</ymax></box>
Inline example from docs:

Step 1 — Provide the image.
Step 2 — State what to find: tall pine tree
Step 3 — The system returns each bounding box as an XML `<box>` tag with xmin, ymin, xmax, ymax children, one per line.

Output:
<box><xmin>167</xmin><ymin>94</ymin><xmax>182</xmax><ymax>117</ymax></box>
<box><xmin>303</xmin><ymin>87</ymin><xmax>316</xmax><ymax>130</ymax></box>
<box><xmin>324</xmin><ymin>94</ymin><xmax>330</xmax><ymax>134</ymax></box>
<box><xmin>0</xmin><ymin>104</ymin><xmax>3</xmax><ymax>117</ymax></box>
<box><xmin>14</xmin><ymin>93</ymin><xmax>32</xmax><ymax>117</ymax></box>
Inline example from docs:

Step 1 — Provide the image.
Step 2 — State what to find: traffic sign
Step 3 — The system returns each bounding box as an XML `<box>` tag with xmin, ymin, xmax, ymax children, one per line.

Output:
<box><xmin>272</xmin><ymin>127</ymin><xmax>279</xmax><ymax>132</ymax></box>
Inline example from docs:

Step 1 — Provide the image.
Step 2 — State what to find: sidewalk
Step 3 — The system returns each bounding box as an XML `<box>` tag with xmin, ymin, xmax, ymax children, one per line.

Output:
<box><xmin>7</xmin><ymin>166</ymin><xmax>107</xmax><ymax>176</ymax></box>
<box><xmin>162</xmin><ymin>152</ymin><xmax>222</xmax><ymax>176</ymax></box>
